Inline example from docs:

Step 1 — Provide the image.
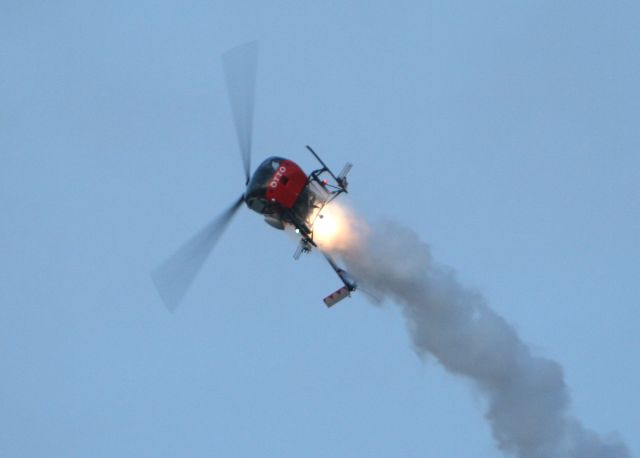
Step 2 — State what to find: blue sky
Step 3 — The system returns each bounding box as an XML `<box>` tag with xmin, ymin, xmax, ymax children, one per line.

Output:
<box><xmin>1</xmin><ymin>1</ymin><xmax>638</xmax><ymax>457</ymax></box>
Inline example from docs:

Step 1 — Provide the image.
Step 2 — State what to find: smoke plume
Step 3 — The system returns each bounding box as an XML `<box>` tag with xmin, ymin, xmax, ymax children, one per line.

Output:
<box><xmin>328</xmin><ymin>212</ymin><xmax>630</xmax><ymax>458</ymax></box>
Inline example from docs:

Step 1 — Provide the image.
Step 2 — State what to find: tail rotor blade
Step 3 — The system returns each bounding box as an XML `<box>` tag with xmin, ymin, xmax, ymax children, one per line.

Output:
<box><xmin>152</xmin><ymin>195</ymin><xmax>244</xmax><ymax>311</ymax></box>
<box><xmin>222</xmin><ymin>41</ymin><xmax>259</xmax><ymax>184</ymax></box>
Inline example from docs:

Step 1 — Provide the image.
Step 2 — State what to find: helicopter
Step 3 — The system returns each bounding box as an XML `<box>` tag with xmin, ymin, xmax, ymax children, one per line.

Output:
<box><xmin>152</xmin><ymin>41</ymin><xmax>356</xmax><ymax>311</ymax></box>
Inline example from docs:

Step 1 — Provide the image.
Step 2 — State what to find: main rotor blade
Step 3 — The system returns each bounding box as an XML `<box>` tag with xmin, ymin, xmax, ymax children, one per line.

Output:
<box><xmin>222</xmin><ymin>41</ymin><xmax>259</xmax><ymax>184</ymax></box>
<box><xmin>152</xmin><ymin>195</ymin><xmax>244</xmax><ymax>311</ymax></box>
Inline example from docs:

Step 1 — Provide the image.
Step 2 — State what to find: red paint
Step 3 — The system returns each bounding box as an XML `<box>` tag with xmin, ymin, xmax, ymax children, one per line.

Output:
<box><xmin>265</xmin><ymin>159</ymin><xmax>307</xmax><ymax>209</ymax></box>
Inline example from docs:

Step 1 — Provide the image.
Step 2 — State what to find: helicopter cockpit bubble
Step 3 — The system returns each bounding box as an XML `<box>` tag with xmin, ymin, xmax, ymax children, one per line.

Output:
<box><xmin>244</xmin><ymin>156</ymin><xmax>285</xmax><ymax>215</ymax></box>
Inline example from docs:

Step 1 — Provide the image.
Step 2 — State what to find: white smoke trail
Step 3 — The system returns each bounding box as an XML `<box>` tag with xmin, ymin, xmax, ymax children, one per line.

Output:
<box><xmin>324</xmin><ymin>207</ymin><xmax>630</xmax><ymax>458</ymax></box>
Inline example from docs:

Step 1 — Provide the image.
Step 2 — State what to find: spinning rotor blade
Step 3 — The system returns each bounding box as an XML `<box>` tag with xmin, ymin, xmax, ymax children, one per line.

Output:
<box><xmin>222</xmin><ymin>41</ymin><xmax>259</xmax><ymax>184</ymax></box>
<box><xmin>152</xmin><ymin>195</ymin><xmax>244</xmax><ymax>311</ymax></box>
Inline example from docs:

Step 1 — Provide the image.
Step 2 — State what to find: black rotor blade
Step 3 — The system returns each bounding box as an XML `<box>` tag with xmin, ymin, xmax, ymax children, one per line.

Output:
<box><xmin>222</xmin><ymin>41</ymin><xmax>259</xmax><ymax>184</ymax></box>
<box><xmin>152</xmin><ymin>195</ymin><xmax>244</xmax><ymax>311</ymax></box>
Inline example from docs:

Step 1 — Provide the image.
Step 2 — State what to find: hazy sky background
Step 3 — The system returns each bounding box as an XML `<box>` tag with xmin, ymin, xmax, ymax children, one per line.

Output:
<box><xmin>2</xmin><ymin>1</ymin><xmax>638</xmax><ymax>457</ymax></box>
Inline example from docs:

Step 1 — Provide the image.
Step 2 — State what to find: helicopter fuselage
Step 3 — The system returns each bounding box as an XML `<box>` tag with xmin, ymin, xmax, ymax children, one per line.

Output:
<box><xmin>244</xmin><ymin>156</ymin><xmax>322</xmax><ymax>235</ymax></box>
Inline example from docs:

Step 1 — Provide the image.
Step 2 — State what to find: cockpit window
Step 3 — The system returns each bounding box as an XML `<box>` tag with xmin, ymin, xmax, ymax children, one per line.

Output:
<box><xmin>245</xmin><ymin>157</ymin><xmax>283</xmax><ymax>198</ymax></box>
<box><xmin>244</xmin><ymin>157</ymin><xmax>286</xmax><ymax>214</ymax></box>
<box><xmin>247</xmin><ymin>198</ymin><xmax>267</xmax><ymax>213</ymax></box>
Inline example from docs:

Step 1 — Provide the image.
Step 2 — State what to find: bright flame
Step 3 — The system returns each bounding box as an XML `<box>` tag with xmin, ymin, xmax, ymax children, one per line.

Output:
<box><xmin>311</xmin><ymin>202</ymin><xmax>358</xmax><ymax>252</ymax></box>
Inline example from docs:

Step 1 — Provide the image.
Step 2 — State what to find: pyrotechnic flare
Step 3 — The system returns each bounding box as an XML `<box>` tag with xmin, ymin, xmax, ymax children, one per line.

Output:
<box><xmin>311</xmin><ymin>202</ymin><xmax>361</xmax><ymax>253</ymax></box>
